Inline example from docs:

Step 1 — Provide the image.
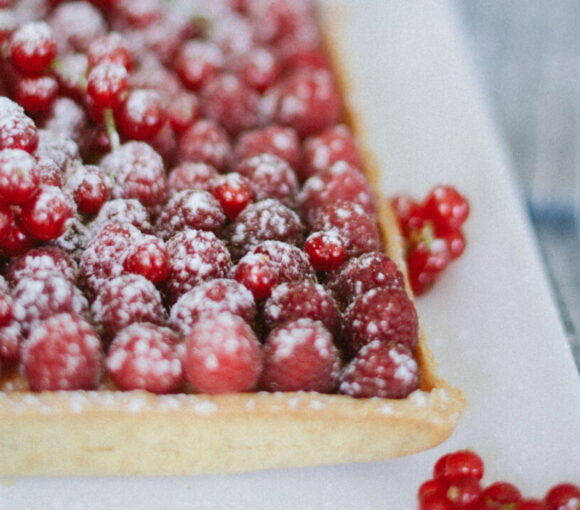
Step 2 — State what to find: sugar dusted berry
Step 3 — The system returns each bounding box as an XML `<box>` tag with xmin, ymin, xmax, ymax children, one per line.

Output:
<box><xmin>123</xmin><ymin>235</ymin><xmax>169</xmax><ymax>284</ymax></box>
<box><xmin>177</xmin><ymin>119</ymin><xmax>231</xmax><ymax>172</ymax></box>
<box><xmin>6</xmin><ymin>246</ymin><xmax>78</xmax><ymax>285</ymax></box>
<box><xmin>168</xmin><ymin>162</ymin><xmax>218</xmax><ymax>195</ymax></box>
<box><xmin>0</xmin><ymin>219</ymin><xmax>36</xmax><ymax>257</ymax></box>
<box><xmin>13</xmin><ymin>76</ymin><xmax>59</xmax><ymax>115</ymax></box>
<box><xmin>0</xmin><ymin>149</ymin><xmax>40</xmax><ymax>205</ymax></box>
<box><xmin>90</xmin><ymin>198</ymin><xmax>152</xmax><ymax>236</ymax></box>
<box><xmin>237</xmin><ymin>46</ymin><xmax>281</xmax><ymax>92</ymax></box>
<box><xmin>304</xmin><ymin>231</ymin><xmax>346</xmax><ymax>272</ymax></box>
<box><xmin>211</xmin><ymin>173</ymin><xmax>253</xmax><ymax>220</ymax></box>
<box><xmin>167</xmin><ymin>92</ymin><xmax>200</xmax><ymax>133</ymax></box>
<box><xmin>0</xmin><ymin>97</ymin><xmax>38</xmax><ymax>153</ymax></box>
<box><xmin>65</xmin><ymin>164</ymin><xmax>110</xmax><ymax>215</ymax></box>
<box><xmin>117</xmin><ymin>89</ymin><xmax>165</xmax><ymax>142</ymax></box>
<box><xmin>233</xmin><ymin>125</ymin><xmax>301</xmax><ymax>170</ymax></box>
<box><xmin>9</xmin><ymin>21</ymin><xmax>57</xmax><ymax>75</ymax></box>
<box><xmin>175</xmin><ymin>40</ymin><xmax>225</xmax><ymax>90</ymax></box>
<box><xmin>0</xmin><ymin>320</ymin><xmax>23</xmax><ymax>363</ymax></box>
<box><xmin>87</xmin><ymin>32</ymin><xmax>132</xmax><ymax>70</ymax></box>
<box><xmin>233</xmin><ymin>253</ymin><xmax>279</xmax><ymax>301</ymax></box>
<box><xmin>251</xmin><ymin>240</ymin><xmax>315</xmax><ymax>284</ymax></box>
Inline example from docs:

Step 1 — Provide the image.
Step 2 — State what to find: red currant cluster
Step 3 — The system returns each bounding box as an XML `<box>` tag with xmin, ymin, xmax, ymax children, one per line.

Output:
<box><xmin>419</xmin><ymin>450</ymin><xmax>579</xmax><ymax>510</ymax></box>
<box><xmin>392</xmin><ymin>185</ymin><xmax>470</xmax><ymax>295</ymax></box>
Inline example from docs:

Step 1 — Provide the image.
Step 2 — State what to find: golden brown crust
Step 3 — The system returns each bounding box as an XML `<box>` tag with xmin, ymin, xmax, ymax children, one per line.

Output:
<box><xmin>0</xmin><ymin>4</ymin><xmax>465</xmax><ymax>476</ymax></box>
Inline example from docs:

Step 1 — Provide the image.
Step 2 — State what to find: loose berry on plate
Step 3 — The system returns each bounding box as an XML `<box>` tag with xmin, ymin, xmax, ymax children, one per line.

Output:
<box><xmin>123</xmin><ymin>235</ymin><xmax>169</xmax><ymax>284</ymax></box>
<box><xmin>177</xmin><ymin>119</ymin><xmax>231</xmax><ymax>172</ymax></box>
<box><xmin>65</xmin><ymin>164</ymin><xmax>111</xmax><ymax>215</ymax></box>
<box><xmin>90</xmin><ymin>198</ymin><xmax>152</xmax><ymax>236</ymax></box>
<box><xmin>183</xmin><ymin>312</ymin><xmax>263</xmax><ymax>394</ymax></box>
<box><xmin>544</xmin><ymin>483</ymin><xmax>580</xmax><ymax>510</ymax></box>
<box><xmin>91</xmin><ymin>273</ymin><xmax>165</xmax><ymax>341</ymax></box>
<box><xmin>13</xmin><ymin>76</ymin><xmax>59</xmax><ymax>115</ymax></box>
<box><xmin>391</xmin><ymin>194</ymin><xmax>427</xmax><ymax>237</ymax></box>
<box><xmin>516</xmin><ymin>500</ymin><xmax>548</xmax><ymax>510</ymax></box>
<box><xmin>211</xmin><ymin>173</ymin><xmax>253</xmax><ymax>220</ymax></box>
<box><xmin>0</xmin><ymin>97</ymin><xmax>38</xmax><ymax>153</ymax></box>
<box><xmin>175</xmin><ymin>40</ymin><xmax>225</xmax><ymax>90</ymax></box>
<box><xmin>155</xmin><ymin>189</ymin><xmax>225</xmax><ymax>240</ymax></box>
<box><xmin>117</xmin><ymin>89</ymin><xmax>166</xmax><ymax>142</ymax></box>
<box><xmin>0</xmin><ymin>149</ymin><xmax>40</xmax><ymax>205</ymax></box>
<box><xmin>407</xmin><ymin>236</ymin><xmax>452</xmax><ymax>296</ymax></box>
<box><xmin>418</xmin><ymin>479</ymin><xmax>450</xmax><ymax>501</ymax></box>
<box><xmin>22</xmin><ymin>313</ymin><xmax>102</xmax><ymax>391</ymax></box>
<box><xmin>338</xmin><ymin>340</ymin><xmax>419</xmax><ymax>398</ymax></box>
<box><xmin>446</xmin><ymin>478</ymin><xmax>483</xmax><ymax>508</ymax></box>
<box><xmin>87</xmin><ymin>60</ymin><xmax>130</xmax><ymax>111</ymax></box>
<box><xmin>482</xmin><ymin>482</ymin><xmax>522</xmax><ymax>507</ymax></box>
<box><xmin>9</xmin><ymin>21</ymin><xmax>57</xmax><ymax>75</ymax></box>
<box><xmin>0</xmin><ymin>219</ymin><xmax>36</xmax><ymax>257</ymax></box>
<box><xmin>87</xmin><ymin>32</ymin><xmax>132</xmax><ymax>70</ymax></box>
<box><xmin>304</xmin><ymin>231</ymin><xmax>346</xmax><ymax>272</ymax></box>
<box><xmin>0</xmin><ymin>294</ymin><xmax>13</xmax><ymax>328</ymax></box>
<box><xmin>168</xmin><ymin>162</ymin><xmax>218</xmax><ymax>195</ymax></box>
<box><xmin>0</xmin><ymin>320</ymin><xmax>23</xmax><ymax>363</ymax></box>
<box><xmin>49</xmin><ymin>1</ymin><xmax>106</xmax><ymax>53</ymax></box>
<box><xmin>433</xmin><ymin>450</ymin><xmax>485</xmax><ymax>482</ymax></box>
<box><xmin>106</xmin><ymin>323</ymin><xmax>182</xmax><ymax>394</ymax></box>
<box><xmin>5</xmin><ymin>246</ymin><xmax>78</xmax><ymax>285</ymax></box>
<box><xmin>169</xmin><ymin>278</ymin><xmax>255</xmax><ymax>336</ymax></box>
<box><xmin>423</xmin><ymin>185</ymin><xmax>470</xmax><ymax>234</ymax></box>
<box><xmin>445</xmin><ymin>229</ymin><xmax>466</xmax><ymax>260</ymax></box>
<box><xmin>261</xmin><ymin>318</ymin><xmax>340</xmax><ymax>392</ymax></box>
<box><xmin>166</xmin><ymin>92</ymin><xmax>200</xmax><ymax>133</ymax></box>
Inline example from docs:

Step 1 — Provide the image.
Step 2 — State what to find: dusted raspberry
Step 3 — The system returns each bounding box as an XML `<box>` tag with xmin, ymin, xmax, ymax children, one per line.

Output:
<box><xmin>235</xmin><ymin>153</ymin><xmax>299</xmax><ymax>208</ymax></box>
<box><xmin>155</xmin><ymin>190</ymin><xmax>225</xmax><ymax>240</ymax></box>
<box><xmin>0</xmin><ymin>220</ymin><xmax>36</xmax><ymax>257</ymax></box>
<box><xmin>201</xmin><ymin>73</ymin><xmax>260</xmax><ymax>136</ymax></box>
<box><xmin>208</xmin><ymin>12</ymin><xmax>253</xmax><ymax>57</ymax></box>
<box><xmin>65</xmin><ymin>164</ymin><xmax>111</xmax><ymax>215</ymax></box>
<box><xmin>0</xmin><ymin>294</ymin><xmax>13</xmax><ymax>328</ymax></box>
<box><xmin>13</xmin><ymin>76</ymin><xmax>59</xmax><ymax>115</ymax></box>
<box><xmin>106</xmin><ymin>323</ymin><xmax>182</xmax><ymax>394</ymax></box>
<box><xmin>302</xmin><ymin>125</ymin><xmax>362</xmax><ymax>180</ymax></box>
<box><xmin>270</xmin><ymin>68</ymin><xmax>341</xmax><ymax>137</ymax></box>
<box><xmin>37</xmin><ymin>157</ymin><xmax>63</xmax><ymax>187</ymax></box>
<box><xmin>87</xmin><ymin>60</ymin><xmax>129</xmax><ymax>110</ymax></box>
<box><xmin>9</xmin><ymin>21</ymin><xmax>57</xmax><ymax>75</ymax></box>
<box><xmin>101</xmin><ymin>141</ymin><xmax>167</xmax><ymax>208</ymax></box>
<box><xmin>233</xmin><ymin>253</ymin><xmax>279</xmax><ymax>301</ymax></box>
<box><xmin>338</xmin><ymin>340</ymin><xmax>419</xmax><ymax>399</ymax></box>
<box><xmin>0</xmin><ymin>97</ymin><xmax>38</xmax><ymax>153</ymax></box>
<box><xmin>301</xmin><ymin>161</ymin><xmax>377</xmax><ymax>221</ymax></box>
<box><xmin>0</xmin><ymin>320</ymin><xmax>23</xmax><ymax>363</ymax></box>
<box><xmin>311</xmin><ymin>201</ymin><xmax>381</xmax><ymax>258</ymax></box>
<box><xmin>90</xmin><ymin>198</ymin><xmax>153</xmax><ymax>236</ymax></box>
<box><xmin>236</xmin><ymin>46</ymin><xmax>281</xmax><ymax>92</ymax></box>
<box><xmin>167</xmin><ymin>92</ymin><xmax>200</xmax><ymax>133</ymax></box>
<box><xmin>261</xmin><ymin>318</ymin><xmax>340</xmax><ymax>393</ymax></box>
<box><xmin>177</xmin><ymin>119</ymin><xmax>231</xmax><ymax>172</ymax></box>
<box><xmin>22</xmin><ymin>313</ymin><xmax>102</xmax><ymax>391</ymax></box>
<box><xmin>0</xmin><ymin>149</ymin><xmax>40</xmax><ymax>205</ymax></box>
<box><xmin>36</xmin><ymin>129</ymin><xmax>80</xmax><ymax>172</ymax></box>
<box><xmin>164</xmin><ymin>229</ymin><xmax>232</xmax><ymax>303</ymax></box>
<box><xmin>87</xmin><ymin>32</ymin><xmax>132</xmax><ymax>70</ymax></box>
<box><xmin>344</xmin><ymin>287</ymin><xmax>418</xmax><ymax>352</ymax></box>
<box><xmin>284</xmin><ymin>47</ymin><xmax>329</xmax><ymax>73</ymax></box>
<box><xmin>168</xmin><ymin>162</ymin><xmax>218</xmax><ymax>195</ymax></box>
<box><xmin>183</xmin><ymin>312</ymin><xmax>263</xmax><ymax>394</ymax></box>
<box><xmin>247</xmin><ymin>0</ymin><xmax>315</xmax><ymax>45</ymax></box>
<box><xmin>169</xmin><ymin>278</ymin><xmax>255</xmax><ymax>336</ymax></box>
<box><xmin>52</xmin><ymin>53</ymin><xmax>88</xmax><ymax>102</ymax></box>
<box><xmin>304</xmin><ymin>231</ymin><xmax>346</xmax><ymax>272</ymax></box>
<box><xmin>117</xmin><ymin>89</ymin><xmax>166</xmax><ymax>142</ymax></box>
<box><xmin>50</xmin><ymin>216</ymin><xmax>90</xmax><ymax>262</ymax></box>
<box><xmin>6</xmin><ymin>246</ymin><xmax>78</xmax><ymax>286</ymax></box>
<box><xmin>325</xmin><ymin>251</ymin><xmax>405</xmax><ymax>309</ymax></box>
<box><xmin>123</xmin><ymin>235</ymin><xmax>170</xmax><ymax>284</ymax></box>
<box><xmin>233</xmin><ymin>125</ymin><xmax>301</xmax><ymax>170</ymax></box>
<box><xmin>43</xmin><ymin>98</ymin><xmax>87</xmax><ymax>145</ymax></box>
<box><xmin>211</xmin><ymin>173</ymin><xmax>253</xmax><ymax>220</ymax></box>
<box><xmin>264</xmin><ymin>281</ymin><xmax>341</xmax><ymax>336</ymax></box>
<box><xmin>227</xmin><ymin>199</ymin><xmax>304</xmax><ymax>260</ymax></box>
<box><xmin>251</xmin><ymin>240</ymin><xmax>315</xmax><ymax>284</ymax></box>
<box><xmin>49</xmin><ymin>1</ymin><xmax>106</xmax><ymax>52</ymax></box>
<box><xmin>130</xmin><ymin>56</ymin><xmax>182</xmax><ymax>100</ymax></box>
<box><xmin>113</xmin><ymin>0</ymin><xmax>161</xmax><ymax>28</ymax></box>
<box><xmin>175</xmin><ymin>40</ymin><xmax>225</xmax><ymax>90</ymax></box>
<box><xmin>12</xmin><ymin>273</ymin><xmax>88</xmax><ymax>336</ymax></box>
<box><xmin>91</xmin><ymin>274</ymin><xmax>165</xmax><ymax>341</ymax></box>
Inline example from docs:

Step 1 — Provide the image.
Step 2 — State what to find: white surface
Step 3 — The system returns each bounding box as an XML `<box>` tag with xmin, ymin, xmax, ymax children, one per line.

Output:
<box><xmin>3</xmin><ymin>1</ymin><xmax>580</xmax><ymax>508</ymax></box>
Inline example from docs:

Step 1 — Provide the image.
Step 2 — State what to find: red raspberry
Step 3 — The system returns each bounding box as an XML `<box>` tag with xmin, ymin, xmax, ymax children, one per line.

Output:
<box><xmin>325</xmin><ymin>251</ymin><xmax>405</xmax><ymax>309</ymax></box>
<box><xmin>201</xmin><ymin>73</ymin><xmax>260</xmax><ymax>136</ymax></box>
<box><xmin>262</xmin><ymin>318</ymin><xmax>340</xmax><ymax>392</ymax></box>
<box><xmin>233</xmin><ymin>125</ymin><xmax>301</xmax><ymax>170</ymax></box>
<box><xmin>90</xmin><ymin>198</ymin><xmax>152</xmax><ymax>236</ymax></box>
<box><xmin>339</xmin><ymin>340</ymin><xmax>419</xmax><ymax>398</ymax></box>
<box><xmin>49</xmin><ymin>216</ymin><xmax>90</xmax><ymax>262</ymax></box>
<box><xmin>302</xmin><ymin>125</ymin><xmax>362</xmax><ymax>181</ymax></box>
<box><xmin>233</xmin><ymin>253</ymin><xmax>279</xmax><ymax>301</ymax></box>
<box><xmin>0</xmin><ymin>204</ymin><xmax>12</xmax><ymax>243</ymax></box>
<box><xmin>0</xmin><ymin>320</ymin><xmax>23</xmax><ymax>363</ymax></box>
<box><xmin>117</xmin><ymin>89</ymin><xmax>166</xmax><ymax>142</ymax></box>
<box><xmin>310</xmin><ymin>201</ymin><xmax>381</xmax><ymax>258</ymax></box>
<box><xmin>270</xmin><ymin>68</ymin><xmax>341</xmax><ymax>137</ymax></box>
<box><xmin>236</xmin><ymin>46</ymin><xmax>281</xmax><ymax>92</ymax></box>
<box><xmin>264</xmin><ymin>281</ymin><xmax>341</xmax><ymax>336</ymax></box>
<box><xmin>87</xmin><ymin>32</ymin><xmax>132</xmax><ymax>70</ymax></box>
<box><xmin>517</xmin><ymin>500</ymin><xmax>548</xmax><ymax>510</ymax></box>
<box><xmin>101</xmin><ymin>142</ymin><xmax>167</xmax><ymax>208</ymax></box>
<box><xmin>344</xmin><ymin>287</ymin><xmax>418</xmax><ymax>352</ymax></box>
<box><xmin>284</xmin><ymin>47</ymin><xmax>329</xmax><ymax>73</ymax></box>
<box><xmin>164</xmin><ymin>229</ymin><xmax>232</xmax><ymax>303</ymax></box>
<box><xmin>166</xmin><ymin>92</ymin><xmax>200</xmax><ymax>133</ymax></box>
<box><xmin>106</xmin><ymin>323</ymin><xmax>182</xmax><ymax>394</ymax></box>
<box><xmin>446</xmin><ymin>478</ymin><xmax>483</xmax><ymax>508</ymax></box>
<box><xmin>0</xmin><ymin>97</ymin><xmax>38</xmax><ymax>153</ymax></box>
<box><xmin>49</xmin><ymin>1</ymin><xmax>106</xmax><ymax>52</ymax></box>
<box><xmin>129</xmin><ymin>56</ymin><xmax>182</xmax><ymax>100</ymax></box>
<box><xmin>9</xmin><ymin>21</ymin><xmax>57</xmax><ymax>75</ymax></box>
<box><xmin>123</xmin><ymin>235</ymin><xmax>169</xmax><ymax>284</ymax></box>
<box><xmin>36</xmin><ymin>129</ymin><xmax>80</xmax><ymax>172</ymax></box>
<box><xmin>12</xmin><ymin>273</ymin><xmax>88</xmax><ymax>336</ymax></box>
<box><xmin>0</xmin><ymin>292</ymin><xmax>12</xmax><ymax>331</ymax></box>
<box><xmin>65</xmin><ymin>164</ymin><xmax>111</xmax><ymax>215</ymax></box>
<box><xmin>227</xmin><ymin>199</ymin><xmax>304</xmax><ymax>260</ymax></box>
<box><xmin>183</xmin><ymin>312</ymin><xmax>263</xmax><ymax>394</ymax></box>
<box><xmin>251</xmin><ymin>240</ymin><xmax>315</xmax><ymax>283</ymax></box>
<box><xmin>304</xmin><ymin>231</ymin><xmax>346</xmax><ymax>272</ymax></box>
<box><xmin>177</xmin><ymin>119</ymin><xmax>231</xmax><ymax>172</ymax></box>
<box><xmin>391</xmin><ymin>194</ymin><xmax>428</xmax><ymax>237</ymax></box>
<box><xmin>235</xmin><ymin>153</ymin><xmax>299</xmax><ymax>208</ymax></box>
<box><xmin>91</xmin><ymin>273</ymin><xmax>165</xmax><ymax>341</ymax></box>
<box><xmin>175</xmin><ymin>40</ymin><xmax>225</xmax><ymax>90</ymax></box>
<box><xmin>208</xmin><ymin>12</ymin><xmax>253</xmax><ymax>57</ymax></box>
<box><xmin>87</xmin><ymin>60</ymin><xmax>129</xmax><ymax>110</ymax></box>
<box><xmin>36</xmin><ymin>157</ymin><xmax>63</xmax><ymax>187</ymax></box>
<box><xmin>0</xmin><ymin>219</ymin><xmax>37</xmax><ymax>257</ymax></box>
<box><xmin>6</xmin><ymin>246</ymin><xmax>78</xmax><ymax>286</ymax></box>
<box><xmin>113</xmin><ymin>0</ymin><xmax>161</xmax><ymax>28</ymax></box>
<box><xmin>22</xmin><ymin>313</ymin><xmax>102</xmax><ymax>391</ymax></box>
<box><xmin>13</xmin><ymin>76</ymin><xmax>59</xmax><ymax>115</ymax></box>
<box><xmin>169</xmin><ymin>278</ymin><xmax>255</xmax><ymax>336</ymax></box>
<box><xmin>168</xmin><ymin>162</ymin><xmax>218</xmax><ymax>195</ymax></box>
<box><xmin>545</xmin><ymin>484</ymin><xmax>580</xmax><ymax>510</ymax></box>
<box><xmin>211</xmin><ymin>173</ymin><xmax>253</xmax><ymax>220</ymax></box>
<box><xmin>408</xmin><ymin>237</ymin><xmax>452</xmax><ymax>296</ymax></box>
<box><xmin>482</xmin><ymin>482</ymin><xmax>522</xmax><ymax>507</ymax></box>
<box><xmin>423</xmin><ymin>185</ymin><xmax>470</xmax><ymax>234</ymax></box>
<box><xmin>155</xmin><ymin>190</ymin><xmax>225</xmax><ymax>240</ymax></box>
<box><xmin>0</xmin><ymin>149</ymin><xmax>40</xmax><ymax>205</ymax></box>
<box><xmin>52</xmin><ymin>53</ymin><xmax>88</xmax><ymax>102</ymax></box>
<box><xmin>434</xmin><ymin>450</ymin><xmax>485</xmax><ymax>482</ymax></box>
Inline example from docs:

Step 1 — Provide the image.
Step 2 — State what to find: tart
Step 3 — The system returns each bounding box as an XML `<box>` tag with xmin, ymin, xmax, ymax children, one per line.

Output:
<box><xmin>0</xmin><ymin>0</ymin><xmax>465</xmax><ymax>475</ymax></box>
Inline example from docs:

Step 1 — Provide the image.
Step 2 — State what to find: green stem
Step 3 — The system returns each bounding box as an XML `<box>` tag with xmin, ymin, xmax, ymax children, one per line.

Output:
<box><xmin>104</xmin><ymin>108</ymin><xmax>120</xmax><ymax>151</ymax></box>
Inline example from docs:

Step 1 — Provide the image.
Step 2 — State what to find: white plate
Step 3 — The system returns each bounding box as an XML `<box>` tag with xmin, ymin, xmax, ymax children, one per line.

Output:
<box><xmin>3</xmin><ymin>1</ymin><xmax>580</xmax><ymax>508</ymax></box>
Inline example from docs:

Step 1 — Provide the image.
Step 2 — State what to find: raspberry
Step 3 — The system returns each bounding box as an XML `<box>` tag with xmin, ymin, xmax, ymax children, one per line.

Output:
<box><xmin>87</xmin><ymin>60</ymin><xmax>129</xmax><ymax>110</ymax></box>
<box><xmin>155</xmin><ymin>190</ymin><xmax>225</xmax><ymax>240</ymax></box>
<box><xmin>169</xmin><ymin>279</ymin><xmax>255</xmax><ymax>336</ymax></box>
<box><xmin>482</xmin><ymin>482</ymin><xmax>522</xmax><ymax>507</ymax></box>
<box><xmin>168</xmin><ymin>162</ymin><xmax>218</xmax><ymax>195</ymax></box>
<box><xmin>87</xmin><ymin>32</ymin><xmax>132</xmax><ymax>70</ymax></box>
<box><xmin>123</xmin><ymin>235</ymin><xmax>170</xmax><ymax>284</ymax></box>
<box><xmin>0</xmin><ymin>219</ymin><xmax>37</xmax><ymax>257</ymax></box>
<box><xmin>37</xmin><ymin>157</ymin><xmax>63</xmax><ymax>187</ymax></box>
<box><xmin>113</xmin><ymin>0</ymin><xmax>161</xmax><ymax>28</ymax></box>
<box><xmin>130</xmin><ymin>56</ymin><xmax>182</xmax><ymax>100</ymax></box>
<box><xmin>101</xmin><ymin>141</ymin><xmax>167</xmax><ymax>208</ymax></box>
<box><xmin>236</xmin><ymin>46</ymin><xmax>281</xmax><ymax>92</ymax></box>
<box><xmin>304</xmin><ymin>231</ymin><xmax>346</xmax><ymax>272</ymax></box>
<box><xmin>22</xmin><ymin>313</ymin><xmax>102</xmax><ymax>391</ymax></box>
<box><xmin>211</xmin><ymin>173</ymin><xmax>253</xmax><ymax>220</ymax></box>
<box><xmin>344</xmin><ymin>287</ymin><xmax>418</xmax><ymax>352</ymax></box>
<box><xmin>338</xmin><ymin>340</ymin><xmax>419</xmax><ymax>398</ymax></box>
<box><xmin>12</xmin><ymin>273</ymin><xmax>88</xmax><ymax>336</ymax></box>
<box><xmin>183</xmin><ymin>313</ymin><xmax>263</xmax><ymax>394</ymax></box>
<box><xmin>0</xmin><ymin>320</ymin><xmax>23</xmax><ymax>363</ymax></box>
<box><xmin>106</xmin><ymin>323</ymin><xmax>182</xmax><ymax>394</ymax></box>
<box><xmin>0</xmin><ymin>294</ymin><xmax>13</xmax><ymax>328</ymax></box>
<box><xmin>91</xmin><ymin>274</ymin><xmax>165</xmax><ymax>341</ymax></box>
<box><xmin>423</xmin><ymin>185</ymin><xmax>470</xmax><ymax>234</ymax></box>
<box><xmin>50</xmin><ymin>216</ymin><xmax>90</xmax><ymax>262</ymax></box>
<box><xmin>302</xmin><ymin>125</ymin><xmax>362</xmax><ymax>180</ymax></box>
<box><xmin>49</xmin><ymin>1</ymin><xmax>106</xmax><ymax>52</ymax></box>
<box><xmin>284</xmin><ymin>47</ymin><xmax>329</xmax><ymax>73</ymax></box>
<box><xmin>36</xmin><ymin>129</ymin><xmax>79</xmax><ymax>172</ymax></box>
<box><xmin>13</xmin><ymin>76</ymin><xmax>59</xmax><ymax>115</ymax></box>
<box><xmin>407</xmin><ymin>236</ymin><xmax>452</xmax><ymax>296</ymax></box>
<box><xmin>90</xmin><ymin>198</ymin><xmax>152</xmax><ymax>236</ymax></box>
<box><xmin>0</xmin><ymin>149</ymin><xmax>40</xmax><ymax>205</ymax></box>
<box><xmin>164</xmin><ymin>229</ymin><xmax>232</xmax><ymax>303</ymax></box>
<box><xmin>65</xmin><ymin>164</ymin><xmax>111</xmax><ymax>215</ymax></box>
<box><xmin>0</xmin><ymin>96</ymin><xmax>38</xmax><ymax>153</ymax></box>
<box><xmin>325</xmin><ymin>251</ymin><xmax>405</xmax><ymax>308</ymax></box>
<box><xmin>201</xmin><ymin>73</ymin><xmax>260</xmax><ymax>136</ymax></box>
<box><xmin>175</xmin><ymin>40</ymin><xmax>225</xmax><ymax>90</ymax></box>
<box><xmin>177</xmin><ymin>119</ymin><xmax>231</xmax><ymax>172</ymax></box>
<box><xmin>264</xmin><ymin>281</ymin><xmax>341</xmax><ymax>336</ymax></box>
<box><xmin>235</xmin><ymin>153</ymin><xmax>299</xmax><ymax>208</ymax></box>
<box><xmin>227</xmin><ymin>199</ymin><xmax>304</xmax><ymax>260</ymax></box>
<box><xmin>233</xmin><ymin>125</ymin><xmax>301</xmax><ymax>170</ymax></box>
<box><xmin>433</xmin><ymin>450</ymin><xmax>485</xmax><ymax>482</ymax></box>
<box><xmin>9</xmin><ymin>21</ymin><xmax>57</xmax><ymax>75</ymax></box>
<box><xmin>5</xmin><ymin>246</ymin><xmax>78</xmax><ymax>286</ymax></box>
<box><xmin>545</xmin><ymin>484</ymin><xmax>580</xmax><ymax>510</ymax></box>
<box><xmin>262</xmin><ymin>318</ymin><xmax>340</xmax><ymax>392</ymax></box>
<box><xmin>117</xmin><ymin>89</ymin><xmax>165</xmax><ymax>142</ymax></box>
<box><xmin>166</xmin><ymin>91</ymin><xmax>200</xmax><ymax>133</ymax></box>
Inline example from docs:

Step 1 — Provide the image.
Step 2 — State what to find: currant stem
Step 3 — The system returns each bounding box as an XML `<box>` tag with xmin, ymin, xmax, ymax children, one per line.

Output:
<box><xmin>104</xmin><ymin>108</ymin><xmax>120</xmax><ymax>150</ymax></box>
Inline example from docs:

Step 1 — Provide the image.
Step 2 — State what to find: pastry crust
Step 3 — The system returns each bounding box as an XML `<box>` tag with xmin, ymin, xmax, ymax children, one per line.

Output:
<box><xmin>0</xmin><ymin>3</ymin><xmax>465</xmax><ymax>476</ymax></box>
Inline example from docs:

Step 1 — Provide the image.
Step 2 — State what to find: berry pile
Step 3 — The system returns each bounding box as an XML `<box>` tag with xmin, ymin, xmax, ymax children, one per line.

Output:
<box><xmin>0</xmin><ymin>0</ymin><xmax>422</xmax><ymax>398</ymax></box>
<box><xmin>418</xmin><ymin>450</ymin><xmax>579</xmax><ymax>510</ymax></box>
<box><xmin>391</xmin><ymin>185</ymin><xmax>470</xmax><ymax>295</ymax></box>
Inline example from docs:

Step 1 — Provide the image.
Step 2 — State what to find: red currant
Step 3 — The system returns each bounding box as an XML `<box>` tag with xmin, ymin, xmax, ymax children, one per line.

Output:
<box><xmin>423</xmin><ymin>185</ymin><xmax>470</xmax><ymax>234</ymax></box>
<box><xmin>117</xmin><ymin>89</ymin><xmax>165</xmax><ymax>142</ymax></box>
<box><xmin>166</xmin><ymin>92</ymin><xmax>199</xmax><ymax>133</ymax></box>
<box><xmin>419</xmin><ymin>493</ymin><xmax>455</xmax><ymax>510</ymax></box>
<box><xmin>212</xmin><ymin>173</ymin><xmax>253</xmax><ymax>220</ymax></box>
<box><xmin>234</xmin><ymin>253</ymin><xmax>279</xmax><ymax>301</ymax></box>
<box><xmin>13</xmin><ymin>76</ymin><xmax>59</xmax><ymax>115</ymax></box>
<box><xmin>87</xmin><ymin>61</ymin><xmax>129</xmax><ymax>110</ymax></box>
<box><xmin>545</xmin><ymin>483</ymin><xmax>580</xmax><ymax>510</ymax></box>
<box><xmin>87</xmin><ymin>32</ymin><xmax>132</xmax><ymax>70</ymax></box>
<box><xmin>391</xmin><ymin>194</ymin><xmax>427</xmax><ymax>237</ymax></box>
<box><xmin>0</xmin><ymin>149</ymin><xmax>40</xmax><ymax>205</ymax></box>
<box><xmin>123</xmin><ymin>235</ymin><xmax>170</xmax><ymax>284</ymax></box>
<box><xmin>65</xmin><ymin>165</ymin><xmax>110</xmax><ymax>215</ymax></box>
<box><xmin>9</xmin><ymin>21</ymin><xmax>57</xmax><ymax>75</ymax></box>
<box><xmin>407</xmin><ymin>236</ymin><xmax>452</xmax><ymax>296</ymax></box>
<box><xmin>433</xmin><ymin>450</ymin><xmax>485</xmax><ymax>482</ymax></box>
<box><xmin>419</xmin><ymin>479</ymin><xmax>449</xmax><ymax>501</ymax></box>
<box><xmin>304</xmin><ymin>231</ymin><xmax>346</xmax><ymax>272</ymax></box>
<box><xmin>482</xmin><ymin>481</ymin><xmax>522</xmax><ymax>507</ymax></box>
<box><xmin>446</xmin><ymin>478</ymin><xmax>483</xmax><ymax>508</ymax></box>
<box><xmin>0</xmin><ymin>97</ymin><xmax>39</xmax><ymax>153</ymax></box>
<box><xmin>517</xmin><ymin>500</ymin><xmax>548</xmax><ymax>510</ymax></box>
